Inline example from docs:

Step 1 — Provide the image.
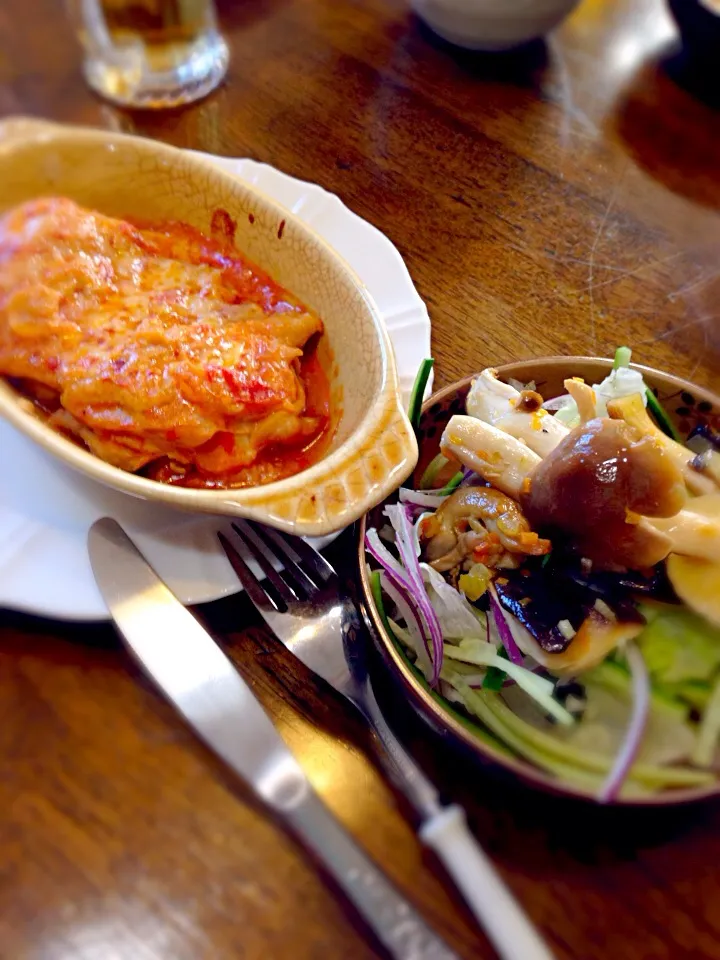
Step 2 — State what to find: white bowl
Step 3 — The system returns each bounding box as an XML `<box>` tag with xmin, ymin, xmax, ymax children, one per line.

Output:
<box><xmin>0</xmin><ymin>118</ymin><xmax>418</xmax><ymax>537</ymax></box>
<box><xmin>410</xmin><ymin>0</ymin><xmax>580</xmax><ymax>50</ymax></box>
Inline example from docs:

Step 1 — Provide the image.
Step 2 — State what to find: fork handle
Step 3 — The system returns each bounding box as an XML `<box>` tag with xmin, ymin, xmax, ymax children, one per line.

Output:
<box><xmin>360</xmin><ymin>684</ymin><xmax>555</xmax><ymax>960</ymax></box>
<box><xmin>285</xmin><ymin>787</ymin><xmax>459</xmax><ymax>960</ymax></box>
<box><xmin>420</xmin><ymin>806</ymin><xmax>555</xmax><ymax>960</ymax></box>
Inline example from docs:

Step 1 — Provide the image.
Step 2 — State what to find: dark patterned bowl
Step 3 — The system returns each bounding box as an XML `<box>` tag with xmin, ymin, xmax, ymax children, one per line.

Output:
<box><xmin>668</xmin><ymin>0</ymin><xmax>720</xmax><ymax>73</ymax></box>
<box><xmin>357</xmin><ymin>357</ymin><xmax>720</xmax><ymax>806</ymax></box>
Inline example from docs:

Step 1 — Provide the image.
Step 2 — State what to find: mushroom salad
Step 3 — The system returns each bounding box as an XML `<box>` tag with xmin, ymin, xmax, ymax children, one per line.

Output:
<box><xmin>366</xmin><ymin>350</ymin><xmax>720</xmax><ymax>801</ymax></box>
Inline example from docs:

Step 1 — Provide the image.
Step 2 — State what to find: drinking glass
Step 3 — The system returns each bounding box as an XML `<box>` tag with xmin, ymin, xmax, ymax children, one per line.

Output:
<box><xmin>68</xmin><ymin>0</ymin><xmax>229</xmax><ymax>109</ymax></box>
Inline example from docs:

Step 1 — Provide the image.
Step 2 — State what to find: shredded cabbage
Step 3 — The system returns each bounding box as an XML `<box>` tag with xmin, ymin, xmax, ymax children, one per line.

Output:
<box><xmin>419</xmin><ymin>563</ymin><xmax>486</xmax><ymax>640</ymax></box>
<box><xmin>400</xmin><ymin>488</ymin><xmax>449</xmax><ymax>509</ymax></box>
<box><xmin>552</xmin><ymin>365</ymin><xmax>649</xmax><ymax>428</ymax></box>
<box><xmin>412</xmin><ymin>511</ymin><xmax>432</xmax><ymax>557</ymax></box>
<box><xmin>595</xmin><ymin>366</ymin><xmax>648</xmax><ymax>415</ymax></box>
<box><xmin>638</xmin><ymin>605</ymin><xmax>720</xmax><ymax>686</ymax></box>
<box><xmin>553</xmin><ymin>402</ymin><xmax>581</xmax><ymax>428</ymax></box>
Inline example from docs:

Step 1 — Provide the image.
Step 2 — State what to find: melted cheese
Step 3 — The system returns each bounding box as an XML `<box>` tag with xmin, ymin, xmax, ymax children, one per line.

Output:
<box><xmin>0</xmin><ymin>198</ymin><xmax>330</xmax><ymax>486</ymax></box>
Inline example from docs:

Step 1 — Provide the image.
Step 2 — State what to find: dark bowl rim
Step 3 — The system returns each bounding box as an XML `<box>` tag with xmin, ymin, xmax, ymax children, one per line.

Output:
<box><xmin>357</xmin><ymin>355</ymin><xmax>720</xmax><ymax>807</ymax></box>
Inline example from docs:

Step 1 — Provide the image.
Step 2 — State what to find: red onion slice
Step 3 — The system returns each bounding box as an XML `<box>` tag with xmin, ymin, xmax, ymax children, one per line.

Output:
<box><xmin>488</xmin><ymin>583</ymin><xmax>525</xmax><ymax>665</ymax></box>
<box><xmin>384</xmin><ymin>503</ymin><xmax>445</xmax><ymax>685</ymax></box>
<box><xmin>598</xmin><ymin>642</ymin><xmax>650</xmax><ymax>803</ymax></box>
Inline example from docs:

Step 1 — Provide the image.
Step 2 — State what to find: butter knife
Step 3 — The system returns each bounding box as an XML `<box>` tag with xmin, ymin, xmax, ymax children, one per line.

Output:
<box><xmin>88</xmin><ymin>517</ymin><xmax>458</xmax><ymax>960</ymax></box>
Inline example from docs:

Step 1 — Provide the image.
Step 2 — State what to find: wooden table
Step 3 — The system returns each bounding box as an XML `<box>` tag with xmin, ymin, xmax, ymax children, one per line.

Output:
<box><xmin>2</xmin><ymin>0</ymin><xmax>720</xmax><ymax>957</ymax></box>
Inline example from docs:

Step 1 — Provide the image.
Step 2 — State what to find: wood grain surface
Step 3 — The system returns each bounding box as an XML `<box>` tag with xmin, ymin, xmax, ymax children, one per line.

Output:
<box><xmin>2</xmin><ymin>0</ymin><xmax>720</xmax><ymax>958</ymax></box>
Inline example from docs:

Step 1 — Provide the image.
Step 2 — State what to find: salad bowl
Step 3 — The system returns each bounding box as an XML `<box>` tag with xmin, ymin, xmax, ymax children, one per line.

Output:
<box><xmin>358</xmin><ymin>355</ymin><xmax>720</xmax><ymax>805</ymax></box>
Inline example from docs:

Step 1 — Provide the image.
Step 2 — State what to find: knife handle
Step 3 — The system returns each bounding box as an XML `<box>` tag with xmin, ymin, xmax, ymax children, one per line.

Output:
<box><xmin>285</xmin><ymin>787</ymin><xmax>458</xmax><ymax>960</ymax></box>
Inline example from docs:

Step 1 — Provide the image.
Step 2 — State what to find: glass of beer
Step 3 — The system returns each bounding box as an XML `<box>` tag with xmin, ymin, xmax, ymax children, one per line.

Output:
<box><xmin>68</xmin><ymin>0</ymin><xmax>229</xmax><ymax>109</ymax></box>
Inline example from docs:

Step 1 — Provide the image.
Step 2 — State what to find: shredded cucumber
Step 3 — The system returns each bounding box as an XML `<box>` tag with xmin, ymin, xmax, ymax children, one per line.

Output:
<box><xmin>387</xmin><ymin>617</ymin><xmax>413</xmax><ymax>651</ymax></box>
<box><xmin>371</xmin><ymin>575</ymin><xmax>512</xmax><ymax>756</ymax></box>
<box><xmin>444</xmin><ymin>641</ymin><xmax>574</xmax><ymax>726</ymax></box>
<box><xmin>692</xmin><ymin>676</ymin><xmax>720</xmax><ymax>767</ymax></box>
<box><xmin>667</xmin><ymin>681</ymin><xmax>713</xmax><ymax>711</ymax></box>
<box><xmin>451</xmin><ymin>681</ymin><xmax>714</xmax><ymax>791</ymax></box>
<box><xmin>589</xmin><ymin>660</ymin><xmax>688</xmax><ymax>720</ymax></box>
<box><xmin>370</xmin><ymin>570</ymin><xmax>398</xmax><ymax>643</ymax></box>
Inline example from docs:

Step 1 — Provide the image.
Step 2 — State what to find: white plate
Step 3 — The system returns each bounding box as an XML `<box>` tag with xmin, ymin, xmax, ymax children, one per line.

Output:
<box><xmin>0</xmin><ymin>153</ymin><xmax>431</xmax><ymax>622</ymax></box>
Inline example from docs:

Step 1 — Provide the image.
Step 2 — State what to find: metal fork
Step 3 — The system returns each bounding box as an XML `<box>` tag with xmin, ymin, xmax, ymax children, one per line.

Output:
<box><xmin>218</xmin><ymin>520</ymin><xmax>555</xmax><ymax>960</ymax></box>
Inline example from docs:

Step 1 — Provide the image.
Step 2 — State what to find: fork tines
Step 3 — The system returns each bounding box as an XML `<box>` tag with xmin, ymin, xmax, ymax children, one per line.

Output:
<box><xmin>218</xmin><ymin>520</ymin><xmax>334</xmax><ymax>613</ymax></box>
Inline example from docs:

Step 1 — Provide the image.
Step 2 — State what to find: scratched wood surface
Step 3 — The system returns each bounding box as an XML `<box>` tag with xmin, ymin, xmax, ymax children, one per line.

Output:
<box><xmin>2</xmin><ymin>0</ymin><xmax>720</xmax><ymax>958</ymax></box>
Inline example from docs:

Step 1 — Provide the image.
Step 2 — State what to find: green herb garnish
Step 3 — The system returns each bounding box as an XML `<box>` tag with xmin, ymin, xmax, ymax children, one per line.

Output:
<box><xmin>483</xmin><ymin>646</ymin><xmax>510</xmax><ymax>690</ymax></box>
<box><xmin>407</xmin><ymin>358</ymin><xmax>434</xmax><ymax>435</ymax></box>
<box><xmin>435</xmin><ymin>471</ymin><xmax>465</xmax><ymax>496</ymax></box>
<box><xmin>419</xmin><ymin>452</ymin><xmax>449</xmax><ymax>490</ymax></box>
<box><xmin>613</xmin><ymin>345</ymin><xmax>632</xmax><ymax>370</ymax></box>
<box><xmin>646</xmin><ymin>389</ymin><xmax>682</xmax><ymax>443</ymax></box>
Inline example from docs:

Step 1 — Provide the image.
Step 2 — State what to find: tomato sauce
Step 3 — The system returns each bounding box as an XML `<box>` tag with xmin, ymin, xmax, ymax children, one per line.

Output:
<box><xmin>0</xmin><ymin>198</ymin><xmax>336</xmax><ymax>488</ymax></box>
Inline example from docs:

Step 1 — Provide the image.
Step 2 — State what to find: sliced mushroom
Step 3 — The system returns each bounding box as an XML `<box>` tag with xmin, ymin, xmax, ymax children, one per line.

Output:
<box><xmin>440</xmin><ymin>414</ymin><xmax>541</xmax><ymax>499</ymax></box>
<box><xmin>466</xmin><ymin>368</ymin><xmax>568</xmax><ymax>458</ymax></box>
<box><xmin>521</xmin><ymin>417</ymin><xmax>687</xmax><ymax>570</ymax></box>
<box><xmin>646</xmin><ymin>510</ymin><xmax>720</xmax><ymax>564</ymax></box>
<box><xmin>511</xmin><ymin>608</ymin><xmax>645</xmax><ymax>676</ymax></box>
<box><xmin>564</xmin><ymin>378</ymin><xmax>597</xmax><ymax>424</ymax></box>
<box><xmin>607</xmin><ymin>393</ymin><xmax>718</xmax><ymax>496</ymax></box>
<box><xmin>659</xmin><ymin>496</ymin><xmax>720</xmax><ymax>620</ymax></box>
<box><xmin>466</xmin><ymin>368</ymin><xmax>519</xmax><ymax>421</ymax></box>
<box><xmin>668</xmin><ymin>554</ymin><xmax>720</xmax><ymax>628</ymax></box>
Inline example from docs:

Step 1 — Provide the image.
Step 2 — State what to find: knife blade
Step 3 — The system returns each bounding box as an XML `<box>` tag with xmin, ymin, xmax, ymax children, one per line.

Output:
<box><xmin>88</xmin><ymin>517</ymin><xmax>458</xmax><ymax>960</ymax></box>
